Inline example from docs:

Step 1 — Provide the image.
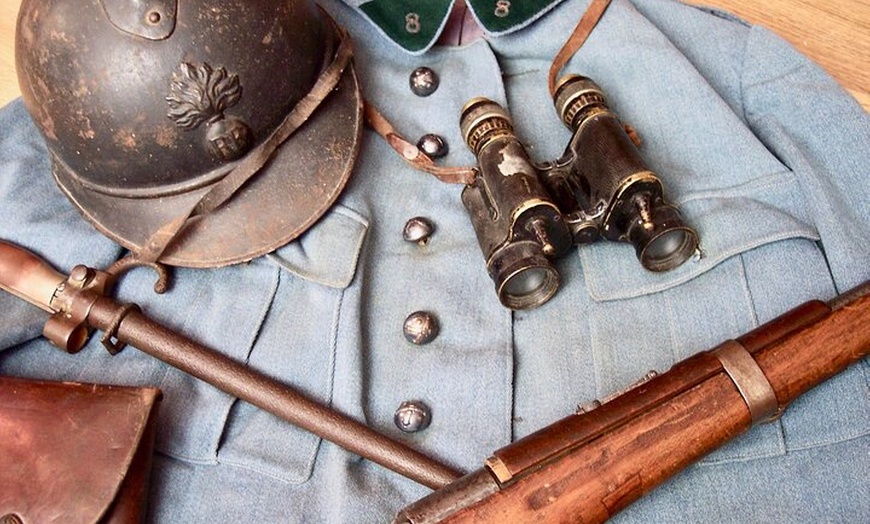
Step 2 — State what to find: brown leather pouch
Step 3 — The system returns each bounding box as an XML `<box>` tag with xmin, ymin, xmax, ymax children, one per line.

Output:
<box><xmin>0</xmin><ymin>376</ymin><xmax>162</xmax><ymax>524</ymax></box>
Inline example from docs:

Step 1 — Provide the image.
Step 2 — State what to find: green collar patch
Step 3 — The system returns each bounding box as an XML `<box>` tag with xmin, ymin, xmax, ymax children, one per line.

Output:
<box><xmin>347</xmin><ymin>0</ymin><xmax>567</xmax><ymax>54</ymax></box>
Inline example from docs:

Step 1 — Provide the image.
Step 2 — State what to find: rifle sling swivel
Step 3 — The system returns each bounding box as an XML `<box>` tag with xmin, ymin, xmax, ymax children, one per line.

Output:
<box><xmin>712</xmin><ymin>340</ymin><xmax>779</xmax><ymax>425</ymax></box>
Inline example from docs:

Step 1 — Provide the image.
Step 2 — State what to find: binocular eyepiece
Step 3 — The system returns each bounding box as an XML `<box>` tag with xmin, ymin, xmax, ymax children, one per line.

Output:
<box><xmin>460</xmin><ymin>75</ymin><xmax>699</xmax><ymax>310</ymax></box>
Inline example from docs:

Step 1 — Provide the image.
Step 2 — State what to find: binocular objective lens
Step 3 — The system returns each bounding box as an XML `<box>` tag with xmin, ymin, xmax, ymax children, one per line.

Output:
<box><xmin>641</xmin><ymin>228</ymin><xmax>698</xmax><ymax>272</ymax></box>
<box><xmin>504</xmin><ymin>267</ymin><xmax>548</xmax><ymax>297</ymax></box>
<box><xmin>499</xmin><ymin>265</ymin><xmax>559</xmax><ymax>310</ymax></box>
<box><xmin>646</xmin><ymin>229</ymin><xmax>688</xmax><ymax>260</ymax></box>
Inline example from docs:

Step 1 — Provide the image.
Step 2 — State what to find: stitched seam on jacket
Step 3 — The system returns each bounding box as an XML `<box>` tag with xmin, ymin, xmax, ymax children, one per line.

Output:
<box><xmin>678</xmin><ymin>169</ymin><xmax>795</xmax><ymax>204</ymax></box>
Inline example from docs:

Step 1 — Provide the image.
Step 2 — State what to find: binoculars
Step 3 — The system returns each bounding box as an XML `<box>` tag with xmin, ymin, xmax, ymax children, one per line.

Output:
<box><xmin>460</xmin><ymin>75</ymin><xmax>699</xmax><ymax>310</ymax></box>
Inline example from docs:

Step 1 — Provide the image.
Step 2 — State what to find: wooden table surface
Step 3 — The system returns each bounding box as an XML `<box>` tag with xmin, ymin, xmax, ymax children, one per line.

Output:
<box><xmin>1</xmin><ymin>1</ymin><xmax>867</xmax><ymax>109</ymax></box>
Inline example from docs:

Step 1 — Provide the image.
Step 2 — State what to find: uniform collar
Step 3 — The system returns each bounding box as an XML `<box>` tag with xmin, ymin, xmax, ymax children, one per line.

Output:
<box><xmin>343</xmin><ymin>0</ymin><xmax>568</xmax><ymax>54</ymax></box>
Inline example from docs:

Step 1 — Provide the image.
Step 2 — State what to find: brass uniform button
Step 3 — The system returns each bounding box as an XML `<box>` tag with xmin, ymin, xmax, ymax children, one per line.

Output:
<box><xmin>409</xmin><ymin>67</ymin><xmax>439</xmax><ymax>97</ymax></box>
<box><xmin>394</xmin><ymin>400</ymin><xmax>432</xmax><ymax>433</ymax></box>
<box><xmin>403</xmin><ymin>217</ymin><xmax>436</xmax><ymax>245</ymax></box>
<box><xmin>403</xmin><ymin>311</ymin><xmax>440</xmax><ymax>345</ymax></box>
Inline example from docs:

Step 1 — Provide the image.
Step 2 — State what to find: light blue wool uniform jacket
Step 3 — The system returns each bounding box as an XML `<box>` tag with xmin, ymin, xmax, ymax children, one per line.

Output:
<box><xmin>1</xmin><ymin>0</ymin><xmax>868</xmax><ymax>521</ymax></box>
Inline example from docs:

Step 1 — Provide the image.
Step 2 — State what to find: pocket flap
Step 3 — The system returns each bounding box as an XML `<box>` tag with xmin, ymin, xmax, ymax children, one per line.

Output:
<box><xmin>581</xmin><ymin>178</ymin><xmax>819</xmax><ymax>302</ymax></box>
<box><xmin>266</xmin><ymin>205</ymin><xmax>369</xmax><ymax>289</ymax></box>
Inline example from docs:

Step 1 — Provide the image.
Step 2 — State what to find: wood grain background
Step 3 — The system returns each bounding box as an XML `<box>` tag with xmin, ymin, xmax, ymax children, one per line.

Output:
<box><xmin>1</xmin><ymin>1</ymin><xmax>867</xmax><ymax>109</ymax></box>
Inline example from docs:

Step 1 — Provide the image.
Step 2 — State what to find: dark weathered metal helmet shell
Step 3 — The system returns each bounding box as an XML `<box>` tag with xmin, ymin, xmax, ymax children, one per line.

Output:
<box><xmin>16</xmin><ymin>0</ymin><xmax>362</xmax><ymax>267</ymax></box>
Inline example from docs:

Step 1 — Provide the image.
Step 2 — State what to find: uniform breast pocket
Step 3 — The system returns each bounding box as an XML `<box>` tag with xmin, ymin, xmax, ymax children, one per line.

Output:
<box><xmin>580</xmin><ymin>173</ymin><xmax>868</xmax><ymax>465</ymax></box>
<box><xmin>214</xmin><ymin>205</ymin><xmax>369</xmax><ymax>484</ymax></box>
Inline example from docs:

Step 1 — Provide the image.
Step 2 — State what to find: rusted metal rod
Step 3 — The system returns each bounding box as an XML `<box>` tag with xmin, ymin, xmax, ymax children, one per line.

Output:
<box><xmin>86</xmin><ymin>296</ymin><xmax>462</xmax><ymax>489</ymax></box>
<box><xmin>0</xmin><ymin>240</ymin><xmax>462</xmax><ymax>489</ymax></box>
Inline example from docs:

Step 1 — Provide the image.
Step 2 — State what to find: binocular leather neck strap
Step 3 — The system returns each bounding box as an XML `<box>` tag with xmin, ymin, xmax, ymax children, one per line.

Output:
<box><xmin>368</xmin><ymin>0</ymin><xmax>615</xmax><ymax>185</ymax></box>
<box><xmin>548</xmin><ymin>0</ymin><xmax>613</xmax><ymax>96</ymax></box>
<box><xmin>133</xmin><ymin>27</ymin><xmax>355</xmax><ymax>266</ymax></box>
<box><xmin>364</xmin><ymin>103</ymin><xmax>477</xmax><ymax>185</ymax></box>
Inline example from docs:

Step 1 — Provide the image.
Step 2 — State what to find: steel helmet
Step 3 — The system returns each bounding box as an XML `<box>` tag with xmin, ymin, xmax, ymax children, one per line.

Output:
<box><xmin>16</xmin><ymin>0</ymin><xmax>362</xmax><ymax>267</ymax></box>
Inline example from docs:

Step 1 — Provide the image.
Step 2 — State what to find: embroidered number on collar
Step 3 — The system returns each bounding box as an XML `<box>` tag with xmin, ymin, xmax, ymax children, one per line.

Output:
<box><xmin>406</xmin><ymin>12</ymin><xmax>421</xmax><ymax>34</ymax></box>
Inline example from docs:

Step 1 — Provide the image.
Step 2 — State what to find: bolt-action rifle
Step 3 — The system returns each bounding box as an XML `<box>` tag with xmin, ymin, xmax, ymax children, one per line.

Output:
<box><xmin>395</xmin><ymin>280</ymin><xmax>870</xmax><ymax>523</ymax></box>
<box><xmin>1</xmin><ymin>239</ymin><xmax>867</xmax><ymax>522</ymax></box>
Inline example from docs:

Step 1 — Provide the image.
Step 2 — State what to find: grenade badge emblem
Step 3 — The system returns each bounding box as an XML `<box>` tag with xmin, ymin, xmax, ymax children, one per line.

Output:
<box><xmin>166</xmin><ymin>62</ymin><xmax>253</xmax><ymax>161</ymax></box>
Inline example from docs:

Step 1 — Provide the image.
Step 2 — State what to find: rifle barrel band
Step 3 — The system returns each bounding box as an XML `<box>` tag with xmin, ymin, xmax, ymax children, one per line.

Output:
<box><xmin>712</xmin><ymin>340</ymin><xmax>779</xmax><ymax>425</ymax></box>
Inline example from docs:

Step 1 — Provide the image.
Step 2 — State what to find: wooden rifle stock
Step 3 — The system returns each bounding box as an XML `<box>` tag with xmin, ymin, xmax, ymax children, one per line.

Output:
<box><xmin>395</xmin><ymin>282</ymin><xmax>870</xmax><ymax>523</ymax></box>
<box><xmin>2</xmin><ymin>239</ymin><xmax>867</xmax><ymax>519</ymax></box>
